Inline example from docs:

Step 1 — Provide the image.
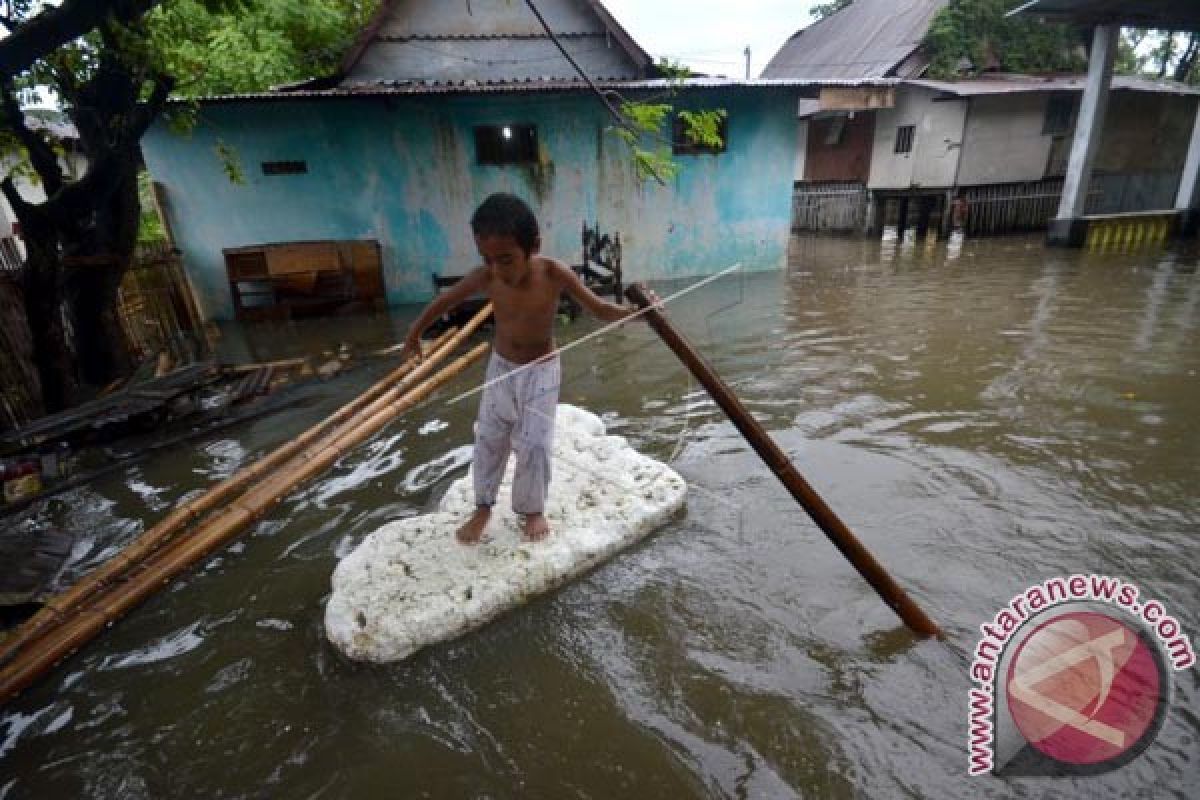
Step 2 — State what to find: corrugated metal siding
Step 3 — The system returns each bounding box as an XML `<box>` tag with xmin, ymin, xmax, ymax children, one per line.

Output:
<box><xmin>349</xmin><ymin>35</ymin><xmax>639</xmax><ymax>84</ymax></box>
<box><xmin>380</xmin><ymin>0</ymin><xmax>606</xmax><ymax>37</ymax></box>
<box><xmin>761</xmin><ymin>0</ymin><xmax>950</xmax><ymax>81</ymax></box>
<box><xmin>344</xmin><ymin>0</ymin><xmax>643</xmax><ymax>85</ymax></box>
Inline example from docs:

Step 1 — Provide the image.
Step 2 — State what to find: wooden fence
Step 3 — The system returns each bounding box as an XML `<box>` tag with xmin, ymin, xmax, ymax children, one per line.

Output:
<box><xmin>959</xmin><ymin>180</ymin><xmax>1067</xmax><ymax>236</ymax></box>
<box><xmin>1</xmin><ymin>242</ymin><xmax>205</xmax><ymax>431</ymax></box>
<box><xmin>959</xmin><ymin>172</ymin><xmax>1182</xmax><ymax>237</ymax></box>
<box><xmin>792</xmin><ymin>181</ymin><xmax>869</xmax><ymax>232</ymax></box>
<box><xmin>118</xmin><ymin>242</ymin><xmax>206</xmax><ymax>366</ymax></box>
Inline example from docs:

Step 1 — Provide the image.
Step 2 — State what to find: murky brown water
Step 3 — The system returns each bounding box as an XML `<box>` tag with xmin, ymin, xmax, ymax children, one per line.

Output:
<box><xmin>2</xmin><ymin>233</ymin><xmax>1198</xmax><ymax>798</ymax></box>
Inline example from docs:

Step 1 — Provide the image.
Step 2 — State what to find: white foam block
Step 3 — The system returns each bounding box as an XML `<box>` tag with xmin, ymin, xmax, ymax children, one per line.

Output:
<box><xmin>325</xmin><ymin>405</ymin><xmax>688</xmax><ymax>662</ymax></box>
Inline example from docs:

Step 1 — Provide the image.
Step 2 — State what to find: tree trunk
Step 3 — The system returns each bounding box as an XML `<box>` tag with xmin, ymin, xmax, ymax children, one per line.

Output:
<box><xmin>20</xmin><ymin>237</ymin><xmax>75</xmax><ymax>412</ymax></box>
<box><xmin>63</xmin><ymin>152</ymin><xmax>140</xmax><ymax>385</ymax></box>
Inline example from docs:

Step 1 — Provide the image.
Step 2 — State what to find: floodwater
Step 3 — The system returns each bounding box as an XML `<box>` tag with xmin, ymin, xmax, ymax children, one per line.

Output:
<box><xmin>2</xmin><ymin>232</ymin><xmax>1199</xmax><ymax>798</ymax></box>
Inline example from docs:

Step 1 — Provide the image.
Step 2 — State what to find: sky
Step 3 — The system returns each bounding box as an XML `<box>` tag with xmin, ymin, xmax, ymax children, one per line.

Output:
<box><xmin>601</xmin><ymin>1</ymin><xmax>822</xmax><ymax>79</ymax></box>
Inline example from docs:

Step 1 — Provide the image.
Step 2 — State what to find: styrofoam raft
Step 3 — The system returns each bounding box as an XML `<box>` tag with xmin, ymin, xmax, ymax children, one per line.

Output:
<box><xmin>325</xmin><ymin>404</ymin><xmax>687</xmax><ymax>662</ymax></box>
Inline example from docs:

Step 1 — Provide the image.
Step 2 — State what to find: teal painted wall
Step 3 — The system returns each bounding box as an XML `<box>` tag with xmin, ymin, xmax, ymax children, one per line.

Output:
<box><xmin>141</xmin><ymin>89</ymin><xmax>799</xmax><ymax>320</ymax></box>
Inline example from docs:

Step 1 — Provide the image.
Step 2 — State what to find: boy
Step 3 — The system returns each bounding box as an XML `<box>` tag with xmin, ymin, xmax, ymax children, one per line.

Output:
<box><xmin>400</xmin><ymin>193</ymin><xmax>658</xmax><ymax>545</ymax></box>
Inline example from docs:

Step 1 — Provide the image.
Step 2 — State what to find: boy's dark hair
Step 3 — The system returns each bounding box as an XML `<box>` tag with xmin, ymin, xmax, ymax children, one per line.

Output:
<box><xmin>470</xmin><ymin>193</ymin><xmax>540</xmax><ymax>254</ymax></box>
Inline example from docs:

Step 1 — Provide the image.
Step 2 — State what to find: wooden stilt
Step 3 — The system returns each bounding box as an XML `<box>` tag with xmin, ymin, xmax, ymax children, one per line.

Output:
<box><xmin>626</xmin><ymin>284</ymin><xmax>941</xmax><ymax>638</ymax></box>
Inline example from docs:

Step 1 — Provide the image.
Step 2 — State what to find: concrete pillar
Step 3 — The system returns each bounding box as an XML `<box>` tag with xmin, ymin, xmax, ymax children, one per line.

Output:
<box><xmin>1175</xmin><ymin>100</ymin><xmax>1200</xmax><ymax>235</ymax></box>
<box><xmin>1049</xmin><ymin>24</ymin><xmax>1118</xmax><ymax>247</ymax></box>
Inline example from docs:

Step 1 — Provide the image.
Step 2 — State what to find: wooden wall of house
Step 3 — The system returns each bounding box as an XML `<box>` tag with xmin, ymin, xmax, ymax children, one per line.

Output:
<box><xmin>868</xmin><ymin>86</ymin><xmax>966</xmax><ymax>190</ymax></box>
<box><xmin>804</xmin><ymin>113</ymin><xmax>875</xmax><ymax>183</ymax></box>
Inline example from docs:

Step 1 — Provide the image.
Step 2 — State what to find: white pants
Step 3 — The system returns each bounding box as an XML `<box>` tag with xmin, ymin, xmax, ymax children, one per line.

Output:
<box><xmin>473</xmin><ymin>351</ymin><xmax>561</xmax><ymax>514</ymax></box>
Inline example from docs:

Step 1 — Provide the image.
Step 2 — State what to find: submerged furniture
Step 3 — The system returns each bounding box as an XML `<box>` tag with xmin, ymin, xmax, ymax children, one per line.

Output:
<box><xmin>431</xmin><ymin>222</ymin><xmax>624</xmax><ymax>327</ymax></box>
<box><xmin>224</xmin><ymin>240</ymin><xmax>386</xmax><ymax>321</ymax></box>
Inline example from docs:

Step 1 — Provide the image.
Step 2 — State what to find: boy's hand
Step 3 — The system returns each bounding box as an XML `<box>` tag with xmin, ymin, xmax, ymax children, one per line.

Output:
<box><xmin>643</xmin><ymin>288</ymin><xmax>665</xmax><ymax>311</ymax></box>
<box><xmin>399</xmin><ymin>334</ymin><xmax>423</xmax><ymax>364</ymax></box>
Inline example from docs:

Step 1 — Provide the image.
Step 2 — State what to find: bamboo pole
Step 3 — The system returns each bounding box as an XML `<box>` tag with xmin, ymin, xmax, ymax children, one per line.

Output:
<box><xmin>0</xmin><ymin>310</ymin><xmax>490</xmax><ymax>668</ymax></box>
<box><xmin>0</xmin><ymin>342</ymin><xmax>491</xmax><ymax>705</ymax></box>
<box><xmin>625</xmin><ymin>284</ymin><xmax>941</xmax><ymax>638</ymax></box>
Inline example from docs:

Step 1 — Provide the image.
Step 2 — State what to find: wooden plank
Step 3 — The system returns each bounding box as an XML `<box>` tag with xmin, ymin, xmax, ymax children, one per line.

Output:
<box><xmin>266</xmin><ymin>243</ymin><xmax>341</xmax><ymax>276</ymax></box>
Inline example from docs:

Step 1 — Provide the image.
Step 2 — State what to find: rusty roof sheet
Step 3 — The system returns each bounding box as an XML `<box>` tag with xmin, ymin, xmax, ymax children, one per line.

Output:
<box><xmin>762</xmin><ymin>0</ymin><xmax>950</xmax><ymax>81</ymax></box>
<box><xmin>182</xmin><ymin>77</ymin><xmax>897</xmax><ymax>105</ymax></box>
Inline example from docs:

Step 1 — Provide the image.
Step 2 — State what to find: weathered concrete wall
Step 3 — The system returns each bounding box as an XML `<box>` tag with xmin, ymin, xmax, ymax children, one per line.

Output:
<box><xmin>868</xmin><ymin>86</ymin><xmax>965</xmax><ymax>190</ymax></box>
<box><xmin>142</xmin><ymin>89</ymin><xmax>799</xmax><ymax>320</ymax></box>
<box><xmin>957</xmin><ymin>93</ymin><xmax>1055</xmax><ymax>186</ymax></box>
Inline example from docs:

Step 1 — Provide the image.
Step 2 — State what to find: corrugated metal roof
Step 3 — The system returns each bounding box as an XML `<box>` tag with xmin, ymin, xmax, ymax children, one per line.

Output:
<box><xmin>761</xmin><ymin>0</ymin><xmax>950</xmax><ymax>81</ymax></box>
<box><xmin>339</xmin><ymin>0</ymin><xmax>653</xmax><ymax>86</ymax></box>
<box><xmin>1010</xmin><ymin>0</ymin><xmax>1200</xmax><ymax>31</ymax></box>
<box><xmin>349</xmin><ymin>33</ymin><xmax>639</xmax><ymax>84</ymax></box>
<box><xmin>183</xmin><ymin>77</ymin><xmax>895</xmax><ymax>105</ymax></box>
<box><xmin>909</xmin><ymin>75</ymin><xmax>1200</xmax><ymax>97</ymax></box>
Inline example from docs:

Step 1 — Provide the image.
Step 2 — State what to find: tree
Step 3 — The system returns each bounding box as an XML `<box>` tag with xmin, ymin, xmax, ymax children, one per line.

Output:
<box><xmin>923</xmin><ymin>0</ymin><xmax>1086</xmax><ymax>79</ymax></box>
<box><xmin>810</xmin><ymin>0</ymin><xmax>852</xmax><ymax>22</ymax></box>
<box><xmin>0</xmin><ymin>0</ymin><xmax>371</xmax><ymax>413</ymax></box>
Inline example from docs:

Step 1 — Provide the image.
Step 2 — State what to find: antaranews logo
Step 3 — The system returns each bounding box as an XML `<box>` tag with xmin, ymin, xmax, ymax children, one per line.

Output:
<box><xmin>967</xmin><ymin>575</ymin><xmax>1195</xmax><ymax>777</ymax></box>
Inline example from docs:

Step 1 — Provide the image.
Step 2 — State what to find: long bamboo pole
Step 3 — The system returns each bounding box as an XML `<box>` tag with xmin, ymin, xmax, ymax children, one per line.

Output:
<box><xmin>0</xmin><ymin>342</ymin><xmax>491</xmax><ymax>705</ymax></box>
<box><xmin>625</xmin><ymin>284</ymin><xmax>941</xmax><ymax>638</ymax></box>
<box><xmin>0</xmin><ymin>310</ymin><xmax>490</xmax><ymax>668</ymax></box>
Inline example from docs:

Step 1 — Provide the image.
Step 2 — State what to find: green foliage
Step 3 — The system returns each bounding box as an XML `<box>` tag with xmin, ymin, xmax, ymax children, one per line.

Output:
<box><xmin>678</xmin><ymin>108</ymin><xmax>726</xmax><ymax>150</ymax></box>
<box><xmin>147</xmin><ymin>0</ymin><xmax>376</xmax><ymax>97</ymax></box>
<box><xmin>137</xmin><ymin>169</ymin><xmax>168</xmax><ymax>244</ymax></box>
<box><xmin>609</xmin><ymin>59</ymin><xmax>727</xmax><ymax>184</ymax></box>
<box><xmin>810</xmin><ymin>0</ymin><xmax>852</xmax><ymax>21</ymax></box>
<box><xmin>924</xmin><ymin>0</ymin><xmax>1085</xmax><ymax>79</ymax></box>
<box><xmin>214</xmin><ymin>138</ymin><xmax>245</xmax><ymax>184</ymax></box>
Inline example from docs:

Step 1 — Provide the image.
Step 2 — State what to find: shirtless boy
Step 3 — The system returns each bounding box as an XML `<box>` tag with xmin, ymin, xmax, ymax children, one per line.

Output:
<box><xmin>400</xmin><ymin>193</ymin><xmax>658</xmax><ymax>544</ymax></box>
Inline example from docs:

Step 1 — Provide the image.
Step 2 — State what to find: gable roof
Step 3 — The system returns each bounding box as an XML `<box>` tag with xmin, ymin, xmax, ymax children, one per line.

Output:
<box><xmin>761</xmin><ymin>0</ymin><xmax>950</xmax><ymax>81</ymax></box>
<box><xmin>334</xmin><ymin>0</ymin><xmax>652</xmax><ymax>88</ymax></box>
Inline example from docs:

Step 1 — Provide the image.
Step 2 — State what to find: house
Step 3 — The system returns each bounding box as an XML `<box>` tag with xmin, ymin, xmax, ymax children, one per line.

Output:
<box><xmin>771</xmin><ymin>0</ymin><xmax>1200</xmax><ymax>238</ymax></box>
<box><xmin>141</xmin><ymin>0</ymin><xmax>811</xmax><ymax>321</ymax></box>
<box><xmin>1013</xmin><ymin>1</ymin><xmax>1200</xmax><ymax>245</ymax></box>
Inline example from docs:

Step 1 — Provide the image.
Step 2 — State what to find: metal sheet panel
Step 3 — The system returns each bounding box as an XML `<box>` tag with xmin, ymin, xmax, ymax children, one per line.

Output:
<box><xmin>762</xmin><ymin>0</ymin><xmax>950</xmax><ymax>81</ymax></box>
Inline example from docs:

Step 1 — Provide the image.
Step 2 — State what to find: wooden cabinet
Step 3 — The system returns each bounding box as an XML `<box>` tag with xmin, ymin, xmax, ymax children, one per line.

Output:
<box><xmin>224</xmin><ymin>240</ymin><xmax>385</xmax><ymax>320</ymax></box>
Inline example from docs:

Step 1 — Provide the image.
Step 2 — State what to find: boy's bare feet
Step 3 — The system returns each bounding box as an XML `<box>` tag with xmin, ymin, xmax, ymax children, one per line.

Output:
<box><xmin>456</xmin><ymin>507</ymin><xmax>491</xmax><ymax>545</ymax></box>
<box><xmin>521</xmin><ymin>512</ymin><xmax>551</xmax><ymax>542</ymax></box>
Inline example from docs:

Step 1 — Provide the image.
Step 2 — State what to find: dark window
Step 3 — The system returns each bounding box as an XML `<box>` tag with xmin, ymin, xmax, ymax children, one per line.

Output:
<box><xmin>823</xmin><ymin>115</ymin><xmax>847</xmax><ymax>147</ymax></box>
<box><xmin>475</xmin><ymin>125</ymin><xmax>538</xmax><ymax>165</ymax></box>
<box><xmin>1043</xmin><ymin>95</ymin><xmax>1075</xmax><ymax>135</ymax></box>
<box><xmin>894</xmin><ymin>125</ymin><xmax>915</xmax><ymax>154</ymax></box>
<box><xmin>261</xmin><ymin>161</ymin><xmax>308</xmax><ymax>176</ymax></box>
<box><xmin>673</xmin><ymin>114</ymin><xmax>728</xmax><ymax>156</ymax></box>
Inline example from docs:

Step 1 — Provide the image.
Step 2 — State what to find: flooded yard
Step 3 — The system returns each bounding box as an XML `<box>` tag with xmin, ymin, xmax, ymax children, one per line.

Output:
<box><xmin>2</xmin><ymin>233</ymin><xmax>1198</xmax><ymax>798</ymax></box>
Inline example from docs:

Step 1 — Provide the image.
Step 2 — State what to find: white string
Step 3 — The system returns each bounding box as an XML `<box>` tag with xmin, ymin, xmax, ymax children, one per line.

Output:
<box><xmin>444</xmin><ymin>263</ymin><xmax>744</xmax><ymax>405</ymax></box>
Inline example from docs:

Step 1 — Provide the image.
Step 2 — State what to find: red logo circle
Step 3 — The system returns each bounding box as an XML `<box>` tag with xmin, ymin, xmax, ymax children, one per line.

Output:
<box><xmin>1005</xmin><ymin>611</ymin><xmax>1165</xmax><ymax>766</ymax></box>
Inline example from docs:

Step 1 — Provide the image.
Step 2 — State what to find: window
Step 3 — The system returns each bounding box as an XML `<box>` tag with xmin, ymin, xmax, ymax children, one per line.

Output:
<box><xmin>261</xmin><ymin>161</ymin><xmax>308</xmax><ymax>176</ymax></box>
<box><xmin>823</xmin><ymin>115</ymin><xmax>847</xmax><ymax>147</ymax></box>
<box><xmin>894</xmin><ymin>125</ymin><xmax>915</xmax><ymax>154</ymax></box>
<box><xmin>475</xmin><ymin>125</ymin><xmax>538</xmax><ymax>165</ymax></box>
<box><xmin>1043</xmin><ymin>95</ymin><xmax>1075</xmax><ymax>135</ymax></box>
<box><xmin>672</xmin><ymin>114</ymin><xmax>728</xmax><ymax>156</ymax></box>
